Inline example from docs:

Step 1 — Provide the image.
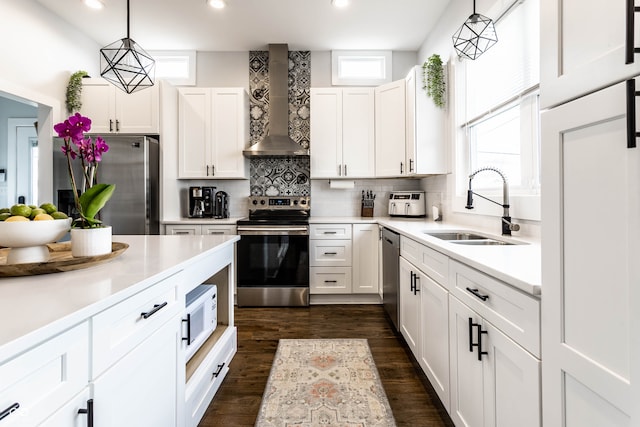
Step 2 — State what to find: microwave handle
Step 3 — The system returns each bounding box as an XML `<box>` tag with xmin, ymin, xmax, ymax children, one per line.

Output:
<box><xmin>182</xmin><ymin>313</ymin><xmax>191</xmax><ymax>344</ymax></box>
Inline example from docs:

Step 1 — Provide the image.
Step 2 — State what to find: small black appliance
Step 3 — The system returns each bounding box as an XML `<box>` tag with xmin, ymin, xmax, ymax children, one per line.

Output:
<box><xmin>214</xmin><ymin>191</ymin><xmax>229</xmax><ymax>219</ymax></box>
<box><xmin>188</xmin><ymin>186</ymin><xmax>215</xmax><ymax>218</ymax></box>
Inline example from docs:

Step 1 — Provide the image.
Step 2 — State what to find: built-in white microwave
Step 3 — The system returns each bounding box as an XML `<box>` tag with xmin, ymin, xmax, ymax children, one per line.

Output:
<box><xmin>183</xmin><ymin>284</ymin><xmax>217</xmax><ymax>361</ymax></box>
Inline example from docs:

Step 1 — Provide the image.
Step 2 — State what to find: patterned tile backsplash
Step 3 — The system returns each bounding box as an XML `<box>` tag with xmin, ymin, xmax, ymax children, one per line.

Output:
<box><xmin>249</xmin><ymin>50</ymin><xmax>310</xmax><ymax>197</ymax></box>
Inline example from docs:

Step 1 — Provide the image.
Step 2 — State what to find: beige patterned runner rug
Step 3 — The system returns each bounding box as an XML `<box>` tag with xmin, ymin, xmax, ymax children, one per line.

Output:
<box><xmin>255</xmin><ymin>339</ymin><xmax>396</xmax><ymax>427</ymax></box>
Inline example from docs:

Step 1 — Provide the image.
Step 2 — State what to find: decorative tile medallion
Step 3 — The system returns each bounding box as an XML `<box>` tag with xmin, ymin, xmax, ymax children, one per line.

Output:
<box><xmin>249</xmin><ymin>50</ymin><xmax>310</xmax><ymax>197</ymax></box>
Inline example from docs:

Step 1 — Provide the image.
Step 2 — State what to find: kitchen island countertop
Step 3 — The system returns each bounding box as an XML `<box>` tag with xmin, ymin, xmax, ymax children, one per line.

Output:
<box><xmin>0</xmin><ymin>234</ymin><xmax>239</xmax><ymax>362</ymax></box>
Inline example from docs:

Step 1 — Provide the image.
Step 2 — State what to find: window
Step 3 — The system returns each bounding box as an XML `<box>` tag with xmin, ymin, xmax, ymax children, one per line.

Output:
<box><xmin>331</xmin><ymin>50</ymin><xmax>391</xmax><ymax>86</ymax></box>
<box><xmin>455</xmin><ymin>0</ymin><xmax>540</xmax><ymax>219</ymax></box>
<box><xmin>150</xmin><ymin>51</ymin><xmax>196</xmax><ymax>86</ymax></box>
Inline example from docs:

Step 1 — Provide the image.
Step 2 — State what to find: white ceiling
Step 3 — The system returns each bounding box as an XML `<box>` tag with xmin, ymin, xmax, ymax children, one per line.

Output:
<box><xmin>34</xmin><ymin>0</ymin><xmax>451</xmax><ymax>52</ymax></box>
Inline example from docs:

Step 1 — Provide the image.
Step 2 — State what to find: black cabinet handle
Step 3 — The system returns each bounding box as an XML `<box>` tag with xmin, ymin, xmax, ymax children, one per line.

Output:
<box><xmin>409</xmin><ymin>158</ymin><xmax>414</xmax><ymax>173</ymax></box>
<box><xmin>141</xmin><ymin>301</ymin><xmax>168</xmax><ymax>319</ymax></box>
<box><xmin>413</xmin><ymin>274</ymin><xmax>420</xmax><ymax>295</ymax></box>
<box><xmin>324</xmin><ymin>280</ymin><xmax>338</xmax><ymax>283</ymax></box>
<box><xmin>109</xmin><ymin>119</ymin><xmax>113</xmax><ymax>132</ymax></box>
<box><xmin>466</xmin><ymin>287</ymin><xmax>489</xmax><ymax>301</ymax></box>
<box><xmin>344</xmin><ymin>164</ymin><xmax>348</xmax><ymax>176</ymax></box>
<box><xmin>468</xmin><ymin>317</ymin><xmax>475</xmax><ymax>353</ymax></box>
<box><xmin>400</xmin><ymin>162</ymin><xmax>404</xmax><ymax>174</ymax></box>
<box><xmin>323</xmin><ymin>252</ymin><xmax>338</xmax><ymax>255</ymax></box>
<box><xmin>182</xmin><ymin>313</ymin><xmax>191</xmax><ymax>344</ymax></box>
<box><xmin>115</xmin><ymin>119</ymin><xmax>120</xmax><ymax>132</ymax></box>
<box><xmin>77</xmin><ymin>399</ymin><xmax>94</xmax><ymax>427</ymax></box>
<box><xmin>323</xmin><ymin>231</ymin><xmax>337</xmax><ymax>235</ymax></box>
<box><xmin>477</xmin><ymin>324</ymin><xmax>488</xmax><ymax>361</ymax></box>
<box><xmin>410</xmin><ymin>271</ymin><xmax>415</xmax><ymax>293</ymax></box>
<box><xmin>626</xmin><ymin>79</ymin><xmax>639</xmax><ymax>149</ymax></box>
<box><xmin>212</xmin><ymin>362</ymin><xmax>225</xmax><ymax>378</ymax></box>
<box><xmin>206</xmin><ymin>165</ymin><xmax>210</xmax><ymax>176</ymax></box>
<box><xmin>626</xmin><ymin>0</ymin><xmax>640</xmax><ymax>63</ymax></box>
<box><xmin>0</xmin><ymin>403</ymin><xmax>19</xmax><ymax>421</ymax></box>
<box><xmin>212</xmin><ymin>165</ymin><xmax>215</xmax><ymax>176</ymax></box>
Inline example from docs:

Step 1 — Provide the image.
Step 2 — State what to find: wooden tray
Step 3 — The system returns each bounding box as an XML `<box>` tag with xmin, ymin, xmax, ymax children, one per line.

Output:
<box><xmin>0</xmin><ymin>242</ymin><xmax>129</xmax><ymax>277</ymax></box>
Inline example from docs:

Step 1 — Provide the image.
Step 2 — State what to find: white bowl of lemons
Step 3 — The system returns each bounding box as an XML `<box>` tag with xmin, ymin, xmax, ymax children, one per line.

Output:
<box><xmin>0</xmin><ymin>203</ymin><xmax>72</xmax><ymax>264</ymax></box>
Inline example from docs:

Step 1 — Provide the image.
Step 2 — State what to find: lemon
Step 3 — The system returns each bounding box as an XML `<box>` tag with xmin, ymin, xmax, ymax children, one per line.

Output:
<box><xmin>28</xmin><ymin>204</ymin><xmax>37</xmax><ymax>209</ymax></box>
<box><xmin>0</xmin><ymin>212</ymin><xmax>11</xmax><ymax>221</ymax></box>
<box><xmin>5</xmin><ymin>215</ymin><xmax>29</xmax><ymax>222</ymax></box>
<box><xmin>30</xmin><ymin>208</ymin><xmax>46</xmax><ymax>219</ymax></box>
<box><xmin>39</xmin><ymin>203</ymin><xmax>57</xmax><ymax>214</ymax></box>
<box><xmin>34</xmin><ymin>213</ymin><xmax>54</xmax><ymax>221</ymax></box>
<box><xmin>10</xmin><ymin>204</ymin><xmax>31</xmax><ymax>218</ymax></box>
<box><xmin>51</xmin><ymin>211</ymin><xmax>69</xmax><ymax>220</ymax></box>
<box><xmin>0</xmin><ymin>208</ymin><xmax>9</xmax><ymax>214</ymax></box>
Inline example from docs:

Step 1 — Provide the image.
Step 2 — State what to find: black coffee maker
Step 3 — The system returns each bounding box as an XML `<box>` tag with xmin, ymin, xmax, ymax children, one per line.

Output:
<box><xmin>214</xmin><ymin>191</ymin><xmax>229</xmax><ymax>219</ymax></box>
<box><xmin>188</xmin><ymin>186</ymin><xmax>215</xmax><ymax>218</ymax></box>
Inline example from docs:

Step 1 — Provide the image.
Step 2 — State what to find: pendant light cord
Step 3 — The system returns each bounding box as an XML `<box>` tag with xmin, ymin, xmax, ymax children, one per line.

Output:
<box><xmin>126</xmin><ymin>0</ymin><xmax>130</xmax><ymax>39</ymax></box>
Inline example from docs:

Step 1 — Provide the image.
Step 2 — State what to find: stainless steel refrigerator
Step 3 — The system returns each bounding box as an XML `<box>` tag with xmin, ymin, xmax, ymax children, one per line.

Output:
<box><xmin>53</xmin><ymin>135</ymin><xmax>160</xmax><ymax>235</ymax></box>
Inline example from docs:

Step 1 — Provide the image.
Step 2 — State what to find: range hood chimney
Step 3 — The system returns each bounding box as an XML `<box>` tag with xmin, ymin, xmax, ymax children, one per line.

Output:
<box><xmin>243</xmin><ymin>44</ymin><xmax>310</xmax><ymax>157</ymax></box>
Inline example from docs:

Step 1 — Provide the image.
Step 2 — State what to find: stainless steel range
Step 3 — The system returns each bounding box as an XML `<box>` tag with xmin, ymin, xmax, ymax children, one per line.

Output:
<box><xmin>236</xmin><ymin>196</ymin><xmax>310</xmax><ymax>307</ymax></box>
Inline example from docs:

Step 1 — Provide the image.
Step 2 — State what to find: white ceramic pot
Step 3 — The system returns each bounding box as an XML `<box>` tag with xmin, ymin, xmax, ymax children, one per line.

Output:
<box><xmin>71</xmin><ymin>226</ymin><xmax>112</xmax><ymax>257</ymax></box>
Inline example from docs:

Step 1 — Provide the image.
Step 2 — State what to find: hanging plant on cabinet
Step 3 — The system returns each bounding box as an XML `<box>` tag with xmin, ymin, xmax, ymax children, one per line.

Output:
<box><xmin>422</xmin><ymin>54</ymin><xmax>446</xmax><ymax>109</ymax></box>
<box><xmin>65</xmin><ymin>70</ymin><xmax>88</xmax><ymax>115</ymax></box>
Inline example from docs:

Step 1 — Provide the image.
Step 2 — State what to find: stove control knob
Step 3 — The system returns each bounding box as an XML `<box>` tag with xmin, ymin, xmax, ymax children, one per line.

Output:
<box><xmin>293</xmin><ymin>200</ymin><xmax>299</xmax><ymax>205</ymax></box>
<box><xmin>260</xmin><ymin>200</ymin><xmax>266</xmax><ymax>205</ymax></box>
<box><xmin>301</xmin><ymin>199</ymin><xmax>307</xmax><ymax>205</ymax></box>
<box><xmin>252</xmin><ymin>199</ymin><xmax>258</xmax><ymax>205</ymax></box>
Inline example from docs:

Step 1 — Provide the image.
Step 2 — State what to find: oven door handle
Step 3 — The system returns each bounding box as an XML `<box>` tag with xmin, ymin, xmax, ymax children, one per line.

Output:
<box><xmin>237</xmin><ymin>226</ymin><xmax>309</xmax><ymax>235</ymax></box>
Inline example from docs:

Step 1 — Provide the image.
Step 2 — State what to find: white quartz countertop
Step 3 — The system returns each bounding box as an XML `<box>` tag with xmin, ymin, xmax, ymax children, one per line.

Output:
<box><xmin>0</xmin><ymin>234</ymin><xmax>239</xmax><ymax>362</ymax></box>
<box><xmin>312</xmin><ymin>216</ymin><xmax>541</xmax><ymax>297</ymax></box>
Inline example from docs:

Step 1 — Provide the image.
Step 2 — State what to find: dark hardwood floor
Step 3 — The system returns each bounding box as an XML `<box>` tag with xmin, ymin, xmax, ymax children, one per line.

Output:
<box><xmin>199</xmin><ymin>305</ymin><xmax>454</xmax><ymax>427</ymax></box>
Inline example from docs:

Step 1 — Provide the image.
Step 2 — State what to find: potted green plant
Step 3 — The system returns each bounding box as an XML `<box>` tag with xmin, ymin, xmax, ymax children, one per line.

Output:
<box><xmin>65</xmin><ymin>70</ymin><xmax>88</xmax><ymax>115</ymax></box>
<box><xmin>422</xmin><ymin>55</ymin><xmax>446</xmax><ymax>108</ymax></box>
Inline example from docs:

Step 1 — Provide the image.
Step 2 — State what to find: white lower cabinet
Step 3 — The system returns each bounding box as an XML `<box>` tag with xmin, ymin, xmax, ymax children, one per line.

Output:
<box><xmin>39</xmin><ymin>388</ymin><xmax>92</xmax><ymax>427</ymax></box>
<box><xmin>449</xmin><ymin>296</ymin><xmax>541</xmax><ymax>427</ymax></box>
<box><xmin>399</xmin><ymin>256</ymin><xmax>422</xmax><ymax>356</ymax></box>
<box><xmin>92</xmin><ymin>321</ymin><xmax>179</xmax><ymax>427</ymax></box>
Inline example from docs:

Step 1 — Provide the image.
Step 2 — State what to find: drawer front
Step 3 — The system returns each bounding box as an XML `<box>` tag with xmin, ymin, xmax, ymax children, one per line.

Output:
<box><xmin>0</xmin><ymin>322</ymin><xmax>89</xmax><ymax>426</ymax></box>
<box><xmin>92</xmin><ymin>272</ymin><xmax>182</xmax><ymax>377</ymax></box>
<box><xmin>185</xmin><ymin>328</ymin><xmax>237</xmax><ymax>427</ymax></box>
<box><xmin>165</xmin><ymin>225</ymin><xmax>200</xmax><ymax>235</ymax></box>
<box><xmin>201</xmin><ymin>225</ymin><xmax>236</xmax><ymax>235</ymax></box>
<box><xmin>449</xmin><ymin>260</ymin><xmax>540</xmax><ymax>357</ymax></box>
<box><xmin>310</xmin><ymin>240</ymin><xmax>352</xmax><ymax>267</ymax></box>
<box><xmin>310</xmin><ymin>224</ymin><xmax>352</xmax><ymax>239</ymax></box>
<box><xmin>310</xmin><ymin>267</ymin><xmax>352</xmax><ymax>294</ymax></box>
<box><xmin>400</xmin><ymin>236</ymin><xmax>448</xmax><ymax>287</ymax></box>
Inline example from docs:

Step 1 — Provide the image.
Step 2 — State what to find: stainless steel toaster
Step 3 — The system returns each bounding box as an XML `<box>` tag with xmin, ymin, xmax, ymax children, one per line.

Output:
<box><xmin>388</xmin><ymin>191</ymin><xmax>426</xmax><ymax>217</ymax></box>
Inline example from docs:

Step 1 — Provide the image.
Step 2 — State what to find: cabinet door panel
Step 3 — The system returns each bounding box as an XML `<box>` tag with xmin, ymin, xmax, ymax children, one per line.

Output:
<box><xmin>399</xmin><ymin>257</ymin><xmax>420</xmax><ymax>357</ymax></box>
<box><xmin>342</xmin><ymin>88</ymin><xmax>375</xmax><ymax>177</ymax></box>
<box><xmin>93</xmin><ymin>321</ymin><xmax>178</xmax><ymax>427</ymax></box>
<box><xmin>178</xmin><ymin>89</ymin><xmax>210</xmax><ymax>178</ymax></box>
<box><xmin>310</xmin><ymin>89</ymin><xmax>342</xmax><ymax>178</ymax></box>
<box><xmin>419</xmin><ymin>274</ymin><xmax>450</xmax><ymax>411</ymax></box>
<box><xmin>541</xmin><ymin>80</ymin><xmax>638</xmax><ymax>424</ymax></box>
<box><xmin>81</xmin><ymin>80</ymin><xmax>114</xmax><ymax>134</ymax></box>
<box><xmin>211</xmin><ymin>88</ymin><xmax>248</xmax><ymax>178</ymax></box>
<box><xmin>483</xmin><ymin>322</ymin><xmax>540</xmax><ymax>427</ymax></box>
<box><xmin>114</xmin><ymin>86</ymin><xmax>159</xmax><ymax>133</ymax></box>
<box><xmin>352</xmin><ymin>224</ymin><xmax>379</xmax><ymax>293</ymax></box>
<box><xmin>449</xmin><ymin>296</ymin><xmax>484</xmax><ymax>427</ymax></box>
<box><xmin>375</xmin><ymin>80</ymin><xmax>406</xmax><ymax>177</ymax></box>
<box><xmin>540</xmin><ymin>0</ymin><xmax>640</xmax><ymax>108</ymax></box>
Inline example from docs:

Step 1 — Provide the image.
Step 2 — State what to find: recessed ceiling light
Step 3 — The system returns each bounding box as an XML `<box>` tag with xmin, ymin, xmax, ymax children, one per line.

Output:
<box><xmin>208</xmin><ymin>0</ymin><xmax>226</xmax><ymax>9</ymax></box>
<box><xmin>332</xmin><ymin>0</ymin><xmax>349</xmax><ymax>8</ymax></box>
<box><xmin>83</xmin><ymin>0</ymin><xmax>104</xmax><ymax>10</ymax></box>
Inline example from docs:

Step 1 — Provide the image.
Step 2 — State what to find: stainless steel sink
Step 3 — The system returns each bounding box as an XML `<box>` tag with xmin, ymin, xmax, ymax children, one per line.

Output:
<box><xmin>424</xmin><ymin>232</ymin><xmax>489</xmax><ymax>241</ymax></box>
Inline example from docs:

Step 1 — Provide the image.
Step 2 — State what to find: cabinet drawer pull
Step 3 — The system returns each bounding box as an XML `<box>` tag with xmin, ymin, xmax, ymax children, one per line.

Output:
<box><xmin>212</xmin><ymin>362</ymin><xmax>225</xmax><ymax>378</ymax></box>
<box><xmin>141</xmin><ymin>301</ymin><xmax>168</xmax><ymax>319</ymax></box>
<box><xmin>626</xmin><ymin>0</ymin><xmax>640</xmax><ymax>64</ymax></box>
<box><xmin>77</xmin><ymin>399</ymin><xmax>94</xmax><ymax>427</ymax></box>
<box><xmin>323</xmin><ymin>252</ymin><xmax>338</xmax><ymax>255</ymax></box>
<box><xmin>466</xmin><ymin>287</ymin><xmax>489</xmax><ymax>301</ymax></box>
<box><xmin>0</xmin><ymin>403</ymin><xmax>19</xmax><ymax>421</ymax></box>
<box><xmin>175</xmin><ymin>231</ymin><xmax>191</xmax><ymax>235</ymax></box>
<box><xmin>323</xmin><ymin>231</ymin><xmax>337</xmax><ymax>235</ymax></box>
<box><xmin>182</xmin><ymin>313</ymin><xmax>191</xmax><ymax>343</ymax></box>
<box><xmin>626</xmin><ymin>79</ymin><xmax>639</xmax><ymax>148</ymax></box>
<box><xmin>324</xmin><ymin>280</ymin><xmax>338</xmax><ymax>283</ymax></box>
<box><xmin>207</xmin><ymin>231</ymin><xmax>225</xmax><ymax>235</ymax></box>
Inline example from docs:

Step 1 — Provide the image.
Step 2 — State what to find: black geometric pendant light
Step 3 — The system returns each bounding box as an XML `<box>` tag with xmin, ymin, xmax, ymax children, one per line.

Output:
<box><xmin>100</xmin><ymin>0</ymin><xmax>155</xmax><ymax>94</ymax></box>
<box><xmin>452</xmin><ymin>0</ymin><xmax>498</xmax><ymax>60</ymax></box>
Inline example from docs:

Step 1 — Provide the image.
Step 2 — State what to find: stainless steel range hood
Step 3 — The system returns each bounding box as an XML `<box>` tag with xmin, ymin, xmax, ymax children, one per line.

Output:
<box><xmin>243</xmin><ymin>44</ymin><xmax>310</xmax><ymax>157</ymax></box>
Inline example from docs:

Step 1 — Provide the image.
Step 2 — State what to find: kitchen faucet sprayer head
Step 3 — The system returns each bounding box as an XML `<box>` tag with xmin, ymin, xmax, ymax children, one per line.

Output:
<box><xmin>465</xmin><ymin>179</ymin><xmax>474</xmax><ymax>209</ymax></box>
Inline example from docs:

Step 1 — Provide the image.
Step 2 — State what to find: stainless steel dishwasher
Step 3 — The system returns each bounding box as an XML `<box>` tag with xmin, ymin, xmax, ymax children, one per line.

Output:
<box><xmin>382</xmin><ymin>227</ymin><xmax>400</xmax><ymax>331</ymax></box>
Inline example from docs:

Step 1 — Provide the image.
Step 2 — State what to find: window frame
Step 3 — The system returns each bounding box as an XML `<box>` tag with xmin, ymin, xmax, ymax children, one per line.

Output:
<box><xmin>331</xmin><ymin>50</ymin><xmax>392</xmax><ymax>86</ymax></box>
<box><xmin>149</xmin><ymin>50</ymin><xmax>196</xmax><ymax>86</ymax></box>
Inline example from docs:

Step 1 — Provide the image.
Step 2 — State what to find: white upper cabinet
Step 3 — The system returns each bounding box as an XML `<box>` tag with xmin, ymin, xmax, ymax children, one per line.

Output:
<box><xmin>178</xmin><ymin>87</ymin><xmax>249</xmax><ymax>179</ymax></box>
<box><xmin>310</xmin><ymin>88</ymin><xmax>375</xmax><ymax>178</ymax></box>
<box><xmin>375</xmin><ymin>80</ymin><xmax>406</xmax><ymax>177</ymax></box>
<box><xmin>540</xmin><ymin>0</ymin><xmax>640</xmax><ymax>108</ymax></box>
<box><xmin>81</xmin><ymin>78</ymin><xmax>159</xmax><ymax>134</ymax></box>
<box><xmin>405</xmin><ymin>65</ymin><xmax>449</xmax><ymax>176</ymax></box>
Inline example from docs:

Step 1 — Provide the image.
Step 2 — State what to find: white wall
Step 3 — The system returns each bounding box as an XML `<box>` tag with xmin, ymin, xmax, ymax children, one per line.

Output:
<box><xmin>416</xmin><ymin>0</ymin><xmax>541</xmax><ymax>238</ymax></box>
